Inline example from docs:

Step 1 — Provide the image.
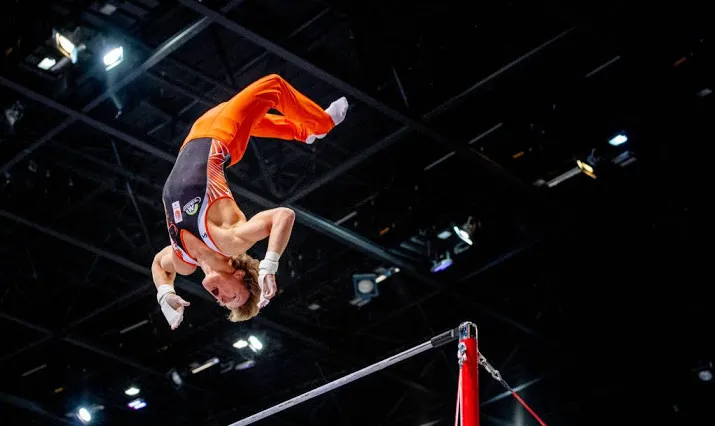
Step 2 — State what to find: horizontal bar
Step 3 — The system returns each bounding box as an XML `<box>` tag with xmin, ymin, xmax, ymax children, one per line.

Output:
<box><xmin>228</xmin><ymin>327</ymin><xmax>460</xmax><ymax>425</ymax></box>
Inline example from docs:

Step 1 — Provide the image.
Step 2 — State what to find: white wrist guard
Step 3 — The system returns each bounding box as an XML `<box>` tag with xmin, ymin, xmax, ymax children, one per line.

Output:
<box><xmin>157</xmin><ymin>285</ymin><xmax>182</xmax><ymax>328</ymax></box>
<box><xmin>157</xmin><ymin>284</ymin><xmax>176</xmax><ymax>303</ymax></box>
<box><xmin>259</xmin><ymin>251</ymin><xmax>280</xmax><ymax>274</ymax></box>
<box><xmin>258</xmin><ymin>252</ymin><xmax>280</xmax><ymax>308</ymax></box>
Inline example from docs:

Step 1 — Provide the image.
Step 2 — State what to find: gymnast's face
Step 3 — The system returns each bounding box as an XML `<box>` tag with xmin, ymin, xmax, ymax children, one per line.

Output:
<box><xmin>202</xmin><ymin>269</ymin><xmax>250</xmax><ymax>308</ymax></box>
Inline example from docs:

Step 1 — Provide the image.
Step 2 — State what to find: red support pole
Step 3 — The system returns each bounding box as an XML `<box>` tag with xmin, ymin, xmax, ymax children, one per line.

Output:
<box><xmin>458</xmin><ymin>322</ymin><xmax>479</xmax><ymax>426</ymax></box>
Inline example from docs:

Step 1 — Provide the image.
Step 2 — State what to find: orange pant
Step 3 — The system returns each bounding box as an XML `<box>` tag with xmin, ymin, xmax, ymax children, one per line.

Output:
<box><xmin>181</xmin><ymin>74</ymin><xmax>335</xmax><ymax>166</ymax></box>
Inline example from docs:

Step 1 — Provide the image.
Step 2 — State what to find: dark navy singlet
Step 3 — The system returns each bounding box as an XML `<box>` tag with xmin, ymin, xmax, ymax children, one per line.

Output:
<box><xmin>162</xmin><ymin>137</ymin><xmax>234</xmax><ymax>266</ymax></box>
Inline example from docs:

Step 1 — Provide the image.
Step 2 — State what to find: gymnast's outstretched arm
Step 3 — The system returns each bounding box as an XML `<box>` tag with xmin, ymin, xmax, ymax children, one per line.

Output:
<box><xmin>224</xmin><ymin>207</ymin><xmax>296</xmax><ymax>305</ymax></box>
<box><xmin>223</xmin><ymin>207</ymin><xmax>296</xmax><ymax>256</ymax></box>
<box><xmin>152</xmin><ymin>246</ymin><xmax>196</xmax><ymax>329</ymax></box>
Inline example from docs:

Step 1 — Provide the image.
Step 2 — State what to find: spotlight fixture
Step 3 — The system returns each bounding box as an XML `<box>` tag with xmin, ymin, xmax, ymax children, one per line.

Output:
<box><xmin>453</xmin><ymin>216</ymin><xmax>478</xmax><ymax>246</ymax></box>
<box><xmin>431</xmin><ymin>252</ymin><xmax>453</xmax><ymax>273</ymax></box>
<box><xmin>77</xmin><ymin>407</ymin><xmax>92</xmax><ymax>424</ymax></box>
<box><xmin>103</xmin><ymin>46</ymin><xmax>124</xmax><ymax>70</ymax></box>
<box><xmin>168</xmin><ymin>368</ymin><xmax>183</xmax><ymax>388</ymax></box>
<box><xmin>608</xmin><ymin>133</ymin><xmax>628</xmax><ymax>147</ymax></box>
<box><xmin>53</xmin><ymin>29</ymin><xmax>84</xmax><ymax>64</ymax></box>
<box><xmin>124</xmin><ymin>386</ymin><xmax>140</xmax><ymax>396</ymax></box>
<box><xmin>236</xmin><ymin>359</ymin><xmax>256</xmax><ymax>370</ymax></box>
<box><xmin>37</xmin><ymin>57</ymin><xmax>57</xmax><ymax>70</ymax></box>
<box><xmin>233</xmin><ymin>339</ymin><xmax>248</xmax><ymax>349</ymax></box>
<box><xmin>694</xmin><ymin>362</ymin><xmax>713</xmax><ymax>382</ymax></box>
<box><xmin>191</xmin><ymin>357</ymin><xmax>220</xmax><ymax>374</ymax></box>
<box><xmin>352</xmin><ymin>273</ymin><xmax>379</xmax><ymax>300</ymax></box>
<box><xmin>248</xmin><ymin>335</ymin><xmax>263</xmax><ymax>352</ymax></box>
<box><xmin>127</xmin><ymin>398</ymin><xmax>147</xmax><ymax>410</ymax></box>
<box><xmin>375</xmin><ymin>266</ymin><xmax>400</xmax><ymax>283</ymax></box>
<box><xmin>576</xmin><ymin>159</ymin><xmax>596</xmax><ymax>179</ymax></box>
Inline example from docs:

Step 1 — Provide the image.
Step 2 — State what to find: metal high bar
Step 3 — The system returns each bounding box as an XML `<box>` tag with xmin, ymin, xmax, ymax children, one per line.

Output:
<box><xmin>228</xmin><ymin>326</ymin><xmax>461</xmax><ymax>425</ymax></box>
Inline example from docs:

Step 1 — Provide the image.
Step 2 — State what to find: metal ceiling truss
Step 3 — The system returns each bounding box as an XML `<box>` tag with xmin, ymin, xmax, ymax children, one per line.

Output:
<box><xmin>0</xmin><ymin>7</ymin><xmax>548</xmax><ymax>410</ymax></box>
<box><xmin>178</xmin><ymin>0</ymin><xmax>529</xmax><ymax>194</ymax></box>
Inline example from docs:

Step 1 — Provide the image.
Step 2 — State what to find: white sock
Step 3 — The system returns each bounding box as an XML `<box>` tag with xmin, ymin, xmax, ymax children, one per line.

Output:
<box><xmin>325</xmin><ymin>96</ymin><xmax>348</xmax><ymax>126</ymax></box>
<box><xmin>305</xmin><ymin>97</ymin><xmax>348</xmax><ymax>144</ymax></box>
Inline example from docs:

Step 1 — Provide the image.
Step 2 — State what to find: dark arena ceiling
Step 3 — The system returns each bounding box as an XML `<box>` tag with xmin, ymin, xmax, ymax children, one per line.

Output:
<box><xmin>0</xmin><ymin>1</ymin><xmax>712</xmax><ymax>425</ymax></box>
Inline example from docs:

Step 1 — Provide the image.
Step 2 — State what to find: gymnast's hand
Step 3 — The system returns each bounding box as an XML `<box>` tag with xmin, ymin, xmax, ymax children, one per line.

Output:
<box><xmin>157</xmin><ymin>285</ymin><xmax>191</xmax><ymax>330</ymax></box>
<box><xmin>165</xmin><ymin>293</ymin><xmax>190</xmax><ymax>330</ymax></box>
<box><xmin>258</xmin><ymin>273</ymin><xmax>277</xmax><ymax>308</ymax></box>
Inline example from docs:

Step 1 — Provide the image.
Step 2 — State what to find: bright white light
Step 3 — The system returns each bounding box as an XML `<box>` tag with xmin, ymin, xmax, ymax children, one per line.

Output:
<box><xmin>170</xmin><ymin>370</ymin><xmax>182</xmax><ymax>386</ymax></box>
<box><xmin>233</xmin><ymin>339</ymin><xmax>248</xmax><ymax>349</ymax></box>
<box><xmin>236</xmin><ymin>359</ymin><xmax>256</xmax><ymax>370</ymax></box>
<box><xmin>124</xmin><ymin>386</ymin><xmax>140</xmax><ymax>396</ymax></box>
<box><xmin>54</xmin><ymin>30</ymin><xmax>81</xmax><ymax>63</ymax></box>
<box><xmin>56</xmin><ymin>34</ymin><xmax>75</xmax><ymax>56</ymax></box>
<box><xmin>248</xmin><ymin>335</ymin><xmax>263</xmax><ymax>351</ymax></box>
<box><xmin>127</xmin><ymin>398</ymin><xmax>147</xmax><ymax>410</ymax></box>
<box><xmin>37</xmin><ymin>57</ymin><xmax>56</xmax><ymax>70</ymax></box>
<box><xmin>357</xmin><ymin>279</ymin><xmax>374</xmax><ymax>293</ymax></box>
<box><xmin>191</xmin><ymin>357</ymin><xmax>219</xmax><ymax>374</ymax></box>
<box><xmin>103</xmin><ymin>46</ymin><xmax>124</xmax><ymax>70</ymax></box>
<box><xmin>453</xmin><ymin>226</ymin><xmax>473</xmax><ymax>246</ymax></box>
<box><xmin>437</xmin><ymin>230</ymin><xmax>452</xmax><ymax>239</ymax></box>
<box><xmin>698</xmin><ymin>370</ymin><xmax>713</xmax><ymax>382</ymax></box>
<box><xmin>608</xmin><ymin>134</ymin><xmax>628</xmax><ymax>146</ymax></box>
<box><xmin>576</xmin><ymin>160</ymin><xmax>594</xmax><ymax>174</ymax></box>
<box><xmin>77</xmin><ymin>407</ymin><xmax>91</xmax><ymax>423</ymax></box>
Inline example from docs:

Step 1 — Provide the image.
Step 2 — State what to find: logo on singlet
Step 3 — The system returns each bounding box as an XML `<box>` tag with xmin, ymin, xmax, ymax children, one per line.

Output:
<box><xmin>183</xmin><ymin>197</ymin><xmax>202</xmax><ymax>216</ymax></box>
<box><xmin>171</xmin><ymin>201</ymin><xmax>183</xmax><ymax>223</ymax></box>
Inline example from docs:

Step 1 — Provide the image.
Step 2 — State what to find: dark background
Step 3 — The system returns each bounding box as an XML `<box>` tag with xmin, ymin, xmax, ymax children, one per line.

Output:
<box><xmin>0</xmin><ymin>1</ymin><xmax>711</xmax><ymax>425</ymax></box>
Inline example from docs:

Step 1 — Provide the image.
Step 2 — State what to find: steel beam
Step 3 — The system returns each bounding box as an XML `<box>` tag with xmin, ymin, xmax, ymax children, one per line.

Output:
<box><xmin>284</xmin><ymin>28</ymin><xmax>576</xmax><ymax>203</ymax></box>
<box><xmin>0</xmin><ymin>18</ymin><xmax>212</xmax><ymax>175</ymax></box>
<box><xmin>178</xmin><ymin>0</ymin><xmax>530</xmax><ymax>192</ymax></box>
<box><xmin>0</xmin><ymin>391</ymin><xmax>72</xmax><ymax>425</ymax></box>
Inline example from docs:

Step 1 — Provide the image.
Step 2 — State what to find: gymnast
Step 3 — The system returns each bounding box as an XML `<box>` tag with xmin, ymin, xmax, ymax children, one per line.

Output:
<box><xmin>151</xmin><ymin>74</ymin><xmax>348</xmax><ymax>329</ymax></box>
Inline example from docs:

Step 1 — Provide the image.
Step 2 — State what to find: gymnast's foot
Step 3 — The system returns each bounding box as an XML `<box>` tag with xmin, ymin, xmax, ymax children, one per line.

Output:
<box><xmin>326</xmin><ymin>96</ymin><xmax>348</xmax><ymax>126</ymax></box>
<box><xmin>306</xmin><ymin>97</ymin><xmax>349</xmax><ymax>144</ymax></box>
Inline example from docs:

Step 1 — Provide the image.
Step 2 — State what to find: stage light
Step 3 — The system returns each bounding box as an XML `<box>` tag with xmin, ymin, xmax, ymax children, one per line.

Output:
<box><xmin>236</xmin><ymin>360</ymin><xmax>256</xmax><ymax>371</ymax></box>
<box><xmin>453</xmin><ymin>226</ymin><xmax>473</xmax><ymax>246</ymax></box>
<box><xmin>698</xmin><ymin>369</ymin><xmax>712</xmax><ymax>382</ymax></box>
<box><xmin>454</xmin><ymin>216</ymin><xmax>477</xmax><ymax>246</ymax></box>
<box><xmin>375</xmin><ymin>266</ymin><xmax>400</xmax><ymax>283</ymax></box>
<box><xmin>77</xmin><ymin>407</ymin><xmax>91</xmax><ymax>423</ymax></box>
<box><xmin>124</xmin><ymin>386</ymin><xmax>140</xmax><ymax>396</ymax></box>
<box><xmin>352</xmin><ymin>273</ymin><xmax>379</xmax><ymax>300</ymax></box>
<box><xmin>608</xmin><ymin>133</ymin><xmax>628</xmax><ymax>146</ymax></box>
<box><xmin>191</xmin><ymin>357</ymin><xmax>219</xmax><ymax>374</ymax></box>
<box><xmin>248</xmin><ymin>336</ymin><xmax>263</xmax><ymax>352</ymax></box>
<box><xmin>233</xmin><ymin>339</ymin><xmax>248</xmax><ymax>349</ymax></box>
<box><xmin>170</xmin><ymin>370</ymin><xmax>181</xmax><ymax>385</ymax></box>
<box><xmin>576</xmin><ymin>160</ymin><xmax>596</xmax><ymax>179</ymax></box>
<box><xmin>37</xmin><ymin>57</ymin><xmax>56</xmax><ymax>70</ymax></box>
<box><xmin>437</xmin><ymin>230</ymin><xmax>452</xmax><ymax>239</ymax></box>
<box><xmin>103</xmin><ymin>46</ymin><xmax>124</xmax><ymax>70</ymax></box>
<box><xmin>53</xmin><ymin>30</ymin><xmax>83</xmax><ymax>64</ymax></box>
<box><xmin>127</xmin><ymin>398</ymin><xmax>147</xmax><ymax>410</ymax></box>
<box><xmin>431</xmin><ymin>252</ymin><xmax>453</xmax><ymax>273</ymax></box>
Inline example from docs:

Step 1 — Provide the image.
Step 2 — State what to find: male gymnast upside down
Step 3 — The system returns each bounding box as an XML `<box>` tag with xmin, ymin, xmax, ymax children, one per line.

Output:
<box><xmin>151</xmin><ymin>74</ymin><xmax>349</xmax><ymax>329</ymax></box>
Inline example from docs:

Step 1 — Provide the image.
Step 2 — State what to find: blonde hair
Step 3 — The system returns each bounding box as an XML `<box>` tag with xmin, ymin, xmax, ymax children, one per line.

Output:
<box><xmin>227</xmin><ymin>254</ymin><xmax>261</xmax><ymax>322</ymax></box>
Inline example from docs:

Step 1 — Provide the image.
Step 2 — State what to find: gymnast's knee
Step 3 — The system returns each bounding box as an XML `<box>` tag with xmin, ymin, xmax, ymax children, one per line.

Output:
<box><xmin>258</xmin><ymin>73</ymin><xmax>285</xmax><ymax>87</ymax></box>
